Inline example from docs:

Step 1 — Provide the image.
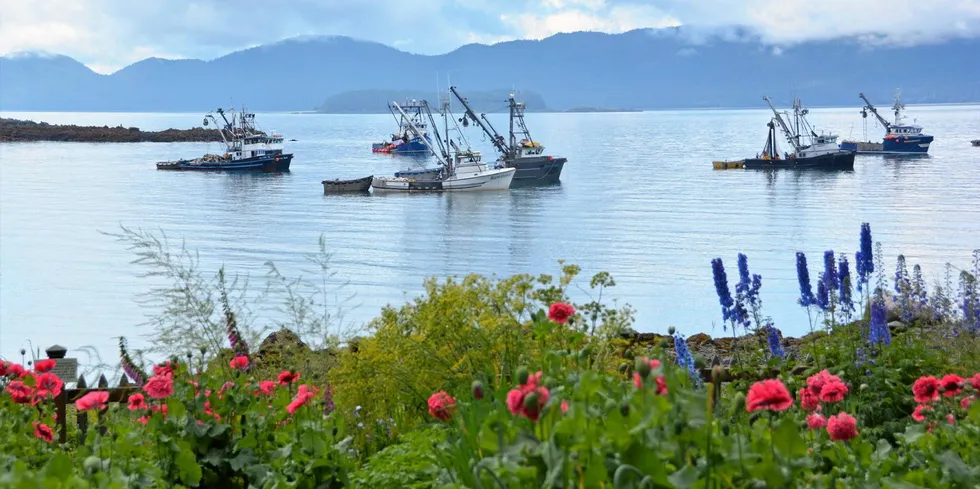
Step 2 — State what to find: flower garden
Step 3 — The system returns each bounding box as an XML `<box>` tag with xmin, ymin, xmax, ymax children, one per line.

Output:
<box><xmin>2</xmin><ymin>223</ymin><xmax>979</xmax><ymax>488</ymax></box>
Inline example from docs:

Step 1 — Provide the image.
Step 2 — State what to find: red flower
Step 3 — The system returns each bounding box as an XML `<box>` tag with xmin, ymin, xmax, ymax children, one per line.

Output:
<box><xmin>912</xmin><ymin>404</ymin><xmax>933</xmax><ymax>422</ymax></box>
<box><xmin>0</xmin><ymin>360</ymin><xmax>8</xmax><ymax>377</ymax></box>
<box><xmin>818</xmin><ymin>381</ymin><xmax>849</xmax><ymax>403</ymax></box>
<box><xmin>33</xmin><ymin>359</ymin><xmax>56</xmax><ymax>373</ymax></box>
<box><xmin>970</xmin><ymin>373</ymin><xmax>980</xmax><ymax>392</ymax></box>
<box><xmin>35</xmin><ymin>373</ymin><xmax>64</xmax><ymax>400</ymax></box>
<box><xmin>806</xmin><ymin>413</ymin><xmax>827</xmax><ymax>430</ymax></box>
<box><xmin>286</xmin><ymin>388</ymin><xmax>315</xmax><ymax>414</ymax></box>
<box><xmin>137</xmin><ymin>416</ymin><xmax>149</xmax><ymax>425</ymax></box>
<box><xmin>963</xmin><ymin>396</ymin><xmax>976</xmax><ymax>410</ymax></box>
<box><xmin>258</xmin><ymin>381</ymin><xmax>275</xmax><ymax>395</ymax></box>
<box><xmin>547</xmin><ymin>302</ymin><xmax>575</xmax><ymax>324</ymax></box>
<box><xmin>826</xmin><ymin>412</ymin><xmax>858</xmax><ymax>441</ymax></box>
<box><xmin>33</xmin><ymin>422</ymin><xmax>54</xmax><ymax>443</ymax></box>
<box><xmin>127</xmin><ymin>393</ymin><xmax>148</xmax><ymax>411</ymax></box>
<box><xmin>204</xmin><ymin>401</ymin><xmax>221</xmax><ymax>420</ymax></box>
<box><xmin>151</xmin><ymin>404</ymin><xmax>168</xmax><ymax>417</ymax></box>
<box><xmin>143</xmin><ymin>375</ymin><xmax>174</xmax><ymax>399</ymax></box>
<box><xmin>798</xmin><ymin>388</ymin><xmax>820</xmax><ymax>412</ymax></box>
<box><xmin>939</xmin><ymin>374</ymin><xmax>965</xmax><ymax>397</ymax></box>
<box><xmin>506</xmin><ymin>383</ymin><xmax>551</xmax><ymax>421</ymax></box>
<box><xmin>427</xmin><ymin>391</ymin><xmax>456</xmax><ymax>421</ymax></box>
<box><xmin>561</xmin><ymin>399</ymin><xmax>569</xmax><ymax>414</ymax></box>
<box><xmin>75</xmin><ymin>391</ymin><xmax>109</xmax><ymax>411</ymax></box>
<box><xmin>805</xmin><ymin>370</ymin><xmax>842</xmax><ymax>397</ymax></box>
<box><xmin>153</xmin><ymin>361</ymin><xmax>177</xmax><ymax>378</ymax></box>
<box><xmin>5</xmin><ymin>381</ymin><xmax>34</xmax><ymax>404</ymax></box>
<box><xmin>947</xmin><ymin>414</ymin><xmax>955</xmax><ymax>425</ymax></box>
<box><xmin>654</xmin><ymin>376</ymin><xmax>668</xmax><ymax>396</ymax></box>
<box><xmin>912</xmin><ymin>376</ymin><xmax>941</xmax><ymax>404</ymax></box>
<box><xmin>218</xmin><ymin>381</ymin><xmax>235</xmax><ymax>399</ymax></box>
<box><xmin>7</xmin><ymin>363</ymin><xmax>26</xmax><ymax>378</ymax></box>
<box><xmin>229</xmin><ymin>355</ymin><xmax>249</xmax><ymax>371</ymax></box>
<box><xmin>745</xmin><ymin>379</ymin><xmax>794</xmax><ymax>412</ymax></box>
<box><xmin>633</xmin><ymin>358</ymin><xmax>664</xmax><ymax>390</ymax></box>
<box><xmin>278</xmin><ymin>371</ymin><xmax>300</xmax><ymax>385</ymax></box>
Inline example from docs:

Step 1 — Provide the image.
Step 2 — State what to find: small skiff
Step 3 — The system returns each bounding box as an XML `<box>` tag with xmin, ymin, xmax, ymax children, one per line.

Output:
<box><xmin>322</xmin><ymin>175</ymin><xmax>373</xmax><ymax>193</ymax></box>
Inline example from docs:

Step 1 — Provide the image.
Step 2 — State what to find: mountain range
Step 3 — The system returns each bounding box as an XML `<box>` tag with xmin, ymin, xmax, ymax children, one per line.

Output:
<box><xmin>1</xmin><ymin>28</ymin><xmax>978</xmax><ymax>113</ymax></box>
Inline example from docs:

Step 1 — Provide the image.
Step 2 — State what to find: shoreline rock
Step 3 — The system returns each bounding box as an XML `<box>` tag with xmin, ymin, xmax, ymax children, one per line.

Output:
<box><xmin>0</xmin><ymin>118</ymin><xmax>227</xmax><ymax>143</ymax></box>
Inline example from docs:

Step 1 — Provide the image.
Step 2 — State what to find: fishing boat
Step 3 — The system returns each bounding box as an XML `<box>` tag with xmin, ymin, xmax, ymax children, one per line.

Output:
<box><xmin>449</xmin><ymin>86</ymin><xmax>566</xmax><ymax>186</ymax></box>
<box><xmin>322</xmin><ymin>175</ymin><xmax>373</xmax><ymax>193</ymax></box>
<box><xmin>839</xmin><ymin>90</ymin><xmax>933</xmax><ymax>154</ymax></box>
<box><xmin>972</xmin><ymin>139</ymin><xmax>980</xmax><ymax>147</ymax></box>
<box><xmin>371</xmin><ymin>100</ymin><xmax>515</xmax><ymax>192</ymax></box>
<box><xmin>156</xmin><ymin>106</ymin><xmax>292</xmax><ymax>172</ymax></box>
<box><xmin>371</xmin><ymin>100</ymin><xmax>434</xmax><ymax>155</ymax></box>
<box><xmin>742</xmin><ymin>96</ymin><xmax>855</xmax><ymax>170</ymax></box>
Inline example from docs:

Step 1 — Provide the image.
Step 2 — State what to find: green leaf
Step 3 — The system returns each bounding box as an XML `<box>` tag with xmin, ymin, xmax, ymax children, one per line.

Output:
<box><xmin>668</xmin><ymin>465</ymin><xmax>699</xmax><ymax>489</ymax></box>
<box><xmin>174</xmin><ymin>448</ymin><xmax>202</xmax><ymax>486</ymax></box>
<box><xmin>167</xmin><ymin>398</ymin><xmax>187</xmax><ymax>420</ymax></box>
<box><xmin>937</xmin><ymin>451</ymin><xmax>975</xmax><ymax>485</ymax></box>
<box><xmin>874</xmin><ymin>439</ymin><xmax>892</xmax><ymax>461</ymax></box>
<box><xmin>772</xmin><ymin>418</ymin><xmax>807</xmax><ymax>458</ymax></box>
<box><xmin>42</xmin><ymin>452</ymin><xmax>72</xmax><ymax>482</ymax></box>
<box><xmin>229</xmin><ymin>450</ymin><xmax>256</xmax><ymax>472</ymax></box>
<box><xmin>236</xmin><ymin>433</ymin><xmax>257</xmax><ymax>450</ymax></box>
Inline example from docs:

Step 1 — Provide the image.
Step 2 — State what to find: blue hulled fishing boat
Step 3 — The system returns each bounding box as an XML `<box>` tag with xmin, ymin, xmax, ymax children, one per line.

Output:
<box><xmin>371</xmin><ymin>100</ymin><xmax>433</xmax><ymax>155</ymax></box>
<box><xmin>839</xmin><ymin>90</ymin><xmax>934</xmax><ymax>154</ymax></box>
<box><xmin>156</xmin><ymin>106</ymin><xmax>292</xmax><ymax>172</ymax></box>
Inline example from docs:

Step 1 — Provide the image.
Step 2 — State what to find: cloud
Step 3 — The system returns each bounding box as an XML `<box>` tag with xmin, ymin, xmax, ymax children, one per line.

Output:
<box><xmin>1</xmin><ymin>0</ymin><xmax>978</xmax><ymax>74</ymax></box>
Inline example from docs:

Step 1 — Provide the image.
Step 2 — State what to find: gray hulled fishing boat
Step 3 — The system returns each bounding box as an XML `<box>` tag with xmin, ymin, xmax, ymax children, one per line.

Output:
<box><xmin>449</xmin><ymin>86</ymin><xmax>566</xmax><ymax>186</ymax></box>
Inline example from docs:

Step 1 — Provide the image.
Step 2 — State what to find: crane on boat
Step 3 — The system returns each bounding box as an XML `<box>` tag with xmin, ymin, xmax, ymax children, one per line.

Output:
<box><xmin>763</xmin><ymin>95</ymin><xmax>802</xmax><ymax>154</ymax></box>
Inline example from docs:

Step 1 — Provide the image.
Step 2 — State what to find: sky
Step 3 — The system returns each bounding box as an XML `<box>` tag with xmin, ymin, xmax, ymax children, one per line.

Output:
<box><xmin>2</xmin><ymin>0</ymin><xmax>979</xmax><ymax>74</ymax></box>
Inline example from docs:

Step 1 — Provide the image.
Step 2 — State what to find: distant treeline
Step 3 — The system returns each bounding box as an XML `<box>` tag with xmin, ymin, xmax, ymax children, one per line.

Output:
<box><xmin>0</xmin><ymin>118</ymin><xmax>225</xmax><ymax>143</ymax></box>
<box><xmin>314</xmin><ymin>89</ymin><xmax>550</xmax><ymax>114</ymax></box>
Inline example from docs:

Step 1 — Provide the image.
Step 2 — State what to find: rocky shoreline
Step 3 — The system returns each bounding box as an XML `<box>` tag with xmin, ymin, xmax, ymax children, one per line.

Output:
<box><xmin>0</xmin><ymin>118</ymin><xmax>225</xmax><ymax>143</ymax></box>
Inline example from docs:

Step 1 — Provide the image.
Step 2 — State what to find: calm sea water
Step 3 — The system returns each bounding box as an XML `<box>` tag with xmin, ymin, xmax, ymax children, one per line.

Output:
<box><xmin>2</xmin><ymin>106</ymin><xmax>979</xmax><ymax>364</ymax></box>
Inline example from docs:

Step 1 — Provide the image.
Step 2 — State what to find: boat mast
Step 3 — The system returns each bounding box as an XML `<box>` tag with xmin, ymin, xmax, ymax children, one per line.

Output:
<box><xmin>421</xmin><ymin>100</ymin><xmax>447</xmax><ymax>159</ymax></box>
<box><xmin>763</xmin><ymin>96</ymin><xmax>801</xmax><ymax>153</ymax></box>
<box><xmin>448</xmin><ymin>86</ymin><xmax>509</xmax><ymax>155</ymax></box>
<box><xmin>858</xmin><ymin>93</ymin><xmax>892</xmax><ymax>131</ymax></box>
<box><xmin>391</xmin><ymin>101</ymin><xmax>449</xmax><ymax>169</ymax></box>
<box><xmin>891</xmin><ymin>89</ymin><xmax>905</xmax><ymax>126</ymax></box>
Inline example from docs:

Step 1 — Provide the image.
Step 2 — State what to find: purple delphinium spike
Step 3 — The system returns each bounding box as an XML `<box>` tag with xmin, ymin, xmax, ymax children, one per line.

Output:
<box><xmin>869</xmin><ymin>299</ymin><xmax>891</xmax><ymax>346</ymax></box>
<box><xmin>838</xmin><ymin>255</ymin><xmax>855</xmax><ymax>314</ymax></box>
<box><xmin>765</xmin><ymin>323</ymin><xmax>785</xmax><ymax>359</ymax></box>
<box><xmin>673</xmin><ymin>334</ymin><xmax>700</xmax><ymax>387</ymax></box>
<box><xmin>796</xmin><ymin>252</ymin><xmax>816</xmax><ymax>307</ymax></box>
<box><xmin>323</xmin><ymin>384</ymin><xmax>336</xmax><ymax>415</ymax></box>
<box><xmin>858</xmin><ymin>223</ymin><xmax>874</xmax><ymax>286</ymax></box>
<box><xmin>816</xmin><ymin>275</ymin><xmax>830</xmax><ymax>311</ymax></box>
<box><xmin>823</xmin><ymin>250</ymin><xmax>839</xmax><ymax>292</ymax></box>
<box><xmin>711</xmin><ymin>258</ymin><xmax>735</xmax><ymax>328</ymax></box>
<box><xmin>119</xmin><ymin>337</ymin><xmax>147</xmax><ymax>386</ymax></box>
<box><xmin>226</xmin><ymin>310</ymin><xmax>249</xmax><ymax>356</ymax></box>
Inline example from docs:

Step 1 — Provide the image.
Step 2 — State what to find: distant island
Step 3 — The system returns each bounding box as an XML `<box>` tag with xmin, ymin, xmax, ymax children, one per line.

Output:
<box><xmin>0</xmin><ymin>118</ymin><xmax>224</xmax><ymax>143</ymax></box>
<box><xmin>561</xmin><ymin>106</ymin><xmax>643</xmax><ymax>113</ymax></box>
<box><xmin>314</xmin><ymin>89</ymin><xmax>549</xmax><ymax>114</ymax></box>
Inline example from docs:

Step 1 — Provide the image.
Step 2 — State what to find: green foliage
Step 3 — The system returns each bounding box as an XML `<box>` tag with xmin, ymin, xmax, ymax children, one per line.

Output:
<box><xmin>349</xmin><ymin>426</ymin><xmax>448</xmax><ymax>489</ymax></box>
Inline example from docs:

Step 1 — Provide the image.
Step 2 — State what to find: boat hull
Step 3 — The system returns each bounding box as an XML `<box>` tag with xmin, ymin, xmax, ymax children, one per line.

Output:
<box><xmin>157</xmin><ymin>154</ymin><xmax>292</xmax><ymax>172</ymax></box>
<box><xmin>840</xmin><ymin>135</ymin><xmax>933</xmax><ymax>154</ymax></box>
<box><xmin>743</xmin><ymin>151</ymin><xmax>855</xmax><ymax>170</ymax></box>
<box><xmin>371</xmin><ymin>167</ymin><xmax>515</xmax><ymax>192</ymax></box>
<box><xmin>322</xmin><ymin>175</ymin><xmax>373</xmax><ymax>193</ymax></box>
<box><xmin>970</xmin><ymin>139</ymin><xmax>980</xmax><ymax>147</ymax></box>
<box><xmin>505</xmin><ymin>155</ymin><xmax>566</xmax><ymax>186</ymax></box>
<box><xmin>372</xmin><ymin>136</ymin><xmax>431</xmax><ymax>155</ymax></box>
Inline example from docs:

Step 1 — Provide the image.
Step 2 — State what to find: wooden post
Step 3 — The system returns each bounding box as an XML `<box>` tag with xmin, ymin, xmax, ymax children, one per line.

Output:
<box><xmin>56</xmin><ymin>389</ymin><xmax>68</xmax><ymax>444</ymax></box>
<box><xmin>75</xmin><ymin>375</ymin><xmax>88</xmax><ymax>444</ymax></box>
<box><xmin>97</xmin><ymin>374</ymin><xmax>109</xmax><ymax>436</ymax></box>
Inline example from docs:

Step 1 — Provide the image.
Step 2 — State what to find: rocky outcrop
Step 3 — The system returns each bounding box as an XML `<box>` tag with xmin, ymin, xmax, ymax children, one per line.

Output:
<box><xmin>0</xmin><ymin>118</ymin><xmax>230</xmax><ymax>143</ymax></box>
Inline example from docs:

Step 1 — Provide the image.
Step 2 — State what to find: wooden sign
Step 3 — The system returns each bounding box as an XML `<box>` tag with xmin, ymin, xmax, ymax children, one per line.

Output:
<box><xmin>48</xmin><ymin>358</ymin><xmax>78</xmax><ymax>381</ymax></box>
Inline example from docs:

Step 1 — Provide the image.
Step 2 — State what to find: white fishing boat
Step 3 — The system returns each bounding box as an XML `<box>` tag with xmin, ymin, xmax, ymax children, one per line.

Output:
<box><xmin>371</xmin><ymin>100</ymin><xmax>515</xmax><ymax>192</ymax></box>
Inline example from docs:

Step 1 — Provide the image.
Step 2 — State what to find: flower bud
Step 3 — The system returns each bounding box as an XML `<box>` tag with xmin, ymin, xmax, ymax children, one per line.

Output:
<box><xmin>859</xmin><ymin>383</ymin><xmax>869</xmax><ymax>391</ymax></box>
<box><xmin>604</xmin><ymin>399</ymin><xmax>617</xmax><ymax>412</ymax></box>
<box><xmin>471</xmin><ymin>380</ymin><xmax>484</xmax><ymax>400</ymax></box>
<box><xmin>523</xmin><ymin>391</ymin><xmax>539</xmax><ymax>414</ymax></box>
<box><xmin>636</xmin><ymin>357</ymin><xmax>652</xmax><ymax>379</ymax></box>
<box><xmin>618</xmin><ymin>362</ymin><xmax>629</xmax><ymax>374</ymax></box>
<box><xmin>619</xmin><ymin>401</ymin><xmax>630</xmax><ymax>417</ymax></box>
<box><xmin>516</xmin><ymin>367</ymin><xmax>529</xmax><ymax>386</ymax></box>
<box><xmin>730</xmin><ymin>392</ymin><xmax>746</xmax><ymax>417</ymax></box>
<box><xmin>711</xmin><ymin>366</ymin><xmax>723</xmax><ymax>383</ymax></box>
<box><xmin>667</xmin><ymin>326</ymin><xmax>677</xmax><ymax>336</ymax></box>
<box><xmin>623</xmin><ymin>349</ymin><xmax>634</xmax><ymax>360</ymax></box>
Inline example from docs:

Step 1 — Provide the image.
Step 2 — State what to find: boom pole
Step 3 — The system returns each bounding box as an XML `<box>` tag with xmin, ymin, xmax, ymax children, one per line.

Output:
<box><xmin>858</xmin><ymin>93</ymin><xmax>891</xmax><ymax>130</ymax></box>
<box><xmin>449</xmin><ymin>86</ymin><xmax>509</xmax><ymax>155</ymax></box>
<box><xmin>391</xmin><ymin>101</ymin><xmax>448</xmax><ymax>168</ymax></box>
<box><xmin>763</xmin><ymin>96</ymin><xmax>801</xmax><ymax>153</ymax></box>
